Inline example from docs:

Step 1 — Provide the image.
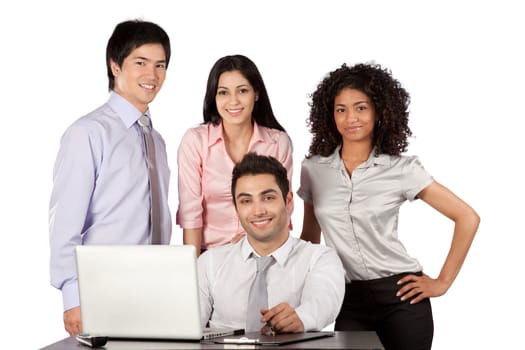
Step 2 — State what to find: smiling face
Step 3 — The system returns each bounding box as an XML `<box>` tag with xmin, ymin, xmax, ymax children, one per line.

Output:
<box><xmin>215</xmin><ymin>70</ymin><xmax>258</xmax><ymax>127</ymax></box>
<box><xmin>234</xmin><ymin>173</ymin><xmax>292</xmax><ymax>251</ymax></box>
<box><xmin>111</xmin><ymin>43</ymin><xmax>167</xmax><ymax>113</ymax></box>
<box><xmin>334</xmin><ymin>88</ymin><xmax>376</xmax><ymax>146</ymax></box>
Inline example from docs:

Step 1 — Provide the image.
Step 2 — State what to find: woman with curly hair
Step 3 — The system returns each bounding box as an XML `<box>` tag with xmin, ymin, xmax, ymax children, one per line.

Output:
<box><xmin>297</xmin><ymin>62</ymin><xmax>479</xmax><ymax>350</ymax></box>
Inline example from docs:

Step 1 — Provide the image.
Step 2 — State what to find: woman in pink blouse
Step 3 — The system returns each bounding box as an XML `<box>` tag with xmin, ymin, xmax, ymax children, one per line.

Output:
<box><xmin>176</xmin><ymin>55</ymin><xmax>293</xmax><ymax>255</ymax></box>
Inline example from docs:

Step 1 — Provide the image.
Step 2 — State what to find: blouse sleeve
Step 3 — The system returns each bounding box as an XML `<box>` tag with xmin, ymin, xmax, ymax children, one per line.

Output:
<box><xmin>277</xmin><ymin>132</ymin><xmax>294</xmax><ymax>189</ymax></box>
<box><xmin>176</xmin><ymin>128</ymin><xmax>205</xmax><ymax>229</ymax></box>
<box><xmin>297</xmin><ymin>157</ymin><xmax>313</xmax><ymax>204</ymax></box>
<box><xmin>401</xmin><ymin>156</ymin><xmax>434</xmax><ymax>201</ymax></box>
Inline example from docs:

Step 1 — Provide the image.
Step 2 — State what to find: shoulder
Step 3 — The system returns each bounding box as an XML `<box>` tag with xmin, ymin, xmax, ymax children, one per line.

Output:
<box><xmin>198</xmin><ymin>243</ymin><xmax>236</xmax><ymax>269</ymax></box>
<box><xmin>386</xmin><ymin>153</ymin><xmax>418</xmax><ymax>162</ymax></box>
<box><xmin>301</xmin><ymin>155</ymin><xmax>320</xmax><ymax>165</ymax></box>
<box><xmin>258</xmin><ymin>125</ymin><xmax>291</xmax><ymax>144</ymax></box>
<box><xmin>300</xmin><ymin>151</ymin><xmax>335</xmax><ymax>168</ymax></box>
<box><xmin>61</xmin><ymin>105</ymin><xmax>112</xmax><ymax>140</ymax></box>
<box><xmin>290</xmin><ymin>237</ymin><xmax>338</xmax><ymax>260</ymax></box>
<box><xmin>401</xmin><ymin>154</ymin><xmax>425</xmax><ymax>166</ymax></box>
<box><xmin>387</xmin><ymin>154</ymin><xmax>427</xmax><ymax>172</ymax></box>
<box><xmin>373</xmin><ymin>152</ymin><xmax>420</xmax><ymax>167</ymax></box>
<box><xmin>181</xmin><ymin>123</ymin><xmax>210</xmax><ymax>139</ymax></box>
<box><xmin>178</xmin><ymin>123</ymin><xmax>211</xmax><ymax>150</ymax></box>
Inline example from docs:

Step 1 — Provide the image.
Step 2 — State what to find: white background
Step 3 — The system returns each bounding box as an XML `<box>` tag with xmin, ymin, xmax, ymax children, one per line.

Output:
<box><xmin>1</xmin><ymin>1</ymin><xmax>523</xmax><ymax>349</ymax></box>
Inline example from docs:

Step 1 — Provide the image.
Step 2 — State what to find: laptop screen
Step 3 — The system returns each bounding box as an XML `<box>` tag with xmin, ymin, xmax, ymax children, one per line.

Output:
<box><xmin>76</xmin><ymin>245</ymin><xmax>203</xmax><ymax>340</ymax></box>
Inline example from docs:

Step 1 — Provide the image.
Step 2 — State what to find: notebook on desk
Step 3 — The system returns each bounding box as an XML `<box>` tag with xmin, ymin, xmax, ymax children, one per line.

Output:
<box><xmin>75</xmin><ymin>244</ymin><xmax>243</xmax><ymax>340</ymax></box>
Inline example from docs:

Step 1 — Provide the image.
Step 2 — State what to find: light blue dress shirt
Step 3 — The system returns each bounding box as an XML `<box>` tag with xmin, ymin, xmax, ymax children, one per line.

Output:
<box><xmin>298</xmin><ymin>146</ymin><xmax>434</xmax><ymax>282</ymax></box>
<box><xmin>49</xmin><ymin>92</ymin><xmax>172</xmax><ymax>310</ymax></box>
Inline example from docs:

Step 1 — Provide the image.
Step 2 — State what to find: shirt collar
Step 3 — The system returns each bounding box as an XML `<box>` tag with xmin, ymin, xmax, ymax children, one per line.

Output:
<box><xmin>319</xmin><ymin>145</ymin><xmax>391</xmax><ymax>168</ymax></box>
<box><xmin>207</xmin><ymin>120</ymin><xmax>267</xmax><ymax>148</ymax></box>
<box><xmin>364</xmin><ymin>147</ymin><xmax>391</xmax><ymax>167</ymax></box>
<box><xmin>250</xmin><ymin>121</ymin><xmax>267</xmax><ymax>146</ymax></box>
<box><xmin>107</xmin><ymin>91</ymin><xmax>149</xmax><ymax>129</ymax></box>
<box><xmin>240</xmin><ymin>234</ymin><xmax>293</xmax><ymax>267</ymax></box>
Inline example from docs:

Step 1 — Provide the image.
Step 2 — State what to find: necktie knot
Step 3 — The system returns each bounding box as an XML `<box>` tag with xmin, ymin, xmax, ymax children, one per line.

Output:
<box><xmin>255</xmin><ymin>255</ymin><xmax>275</xmax><ymax>273</ymax></box>
<box><xmin>138</xmin><ymin>115</ymin><xmax>152</xmax><ymax>132</ymax></box>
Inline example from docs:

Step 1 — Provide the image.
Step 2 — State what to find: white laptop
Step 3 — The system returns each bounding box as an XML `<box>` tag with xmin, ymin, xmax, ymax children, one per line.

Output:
<box><xmin>75</xmin><ymin>244</ymin><xmax>243</xmax><ymax>340</ymax></box>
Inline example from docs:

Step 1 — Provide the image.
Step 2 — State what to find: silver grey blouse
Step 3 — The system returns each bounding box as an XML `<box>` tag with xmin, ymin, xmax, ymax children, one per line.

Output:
<box><xmin>298</xmin><ymin>146</ymin><xmax>434</xmax><ymax>282</ymax></box>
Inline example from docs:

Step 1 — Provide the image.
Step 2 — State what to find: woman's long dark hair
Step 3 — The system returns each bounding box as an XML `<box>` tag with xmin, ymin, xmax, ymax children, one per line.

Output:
<box><xmin>202</xmin><ymin>54</ymin><xmax>285</xmax><ymax>132</ymax></box>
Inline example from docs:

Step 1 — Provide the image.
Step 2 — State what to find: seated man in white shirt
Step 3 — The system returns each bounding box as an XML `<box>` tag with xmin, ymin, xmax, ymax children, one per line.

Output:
<box><xmin>198</xmin><ymin>153</ymin><xmax>345</xmax><ymax>334</ymax></box>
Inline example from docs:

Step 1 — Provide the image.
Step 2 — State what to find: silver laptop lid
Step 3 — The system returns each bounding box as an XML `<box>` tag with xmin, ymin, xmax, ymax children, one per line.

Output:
<box><xmin>76</xmin><ymin>245</ymin><xmax>202</xmax><ymax>340</ymax></box>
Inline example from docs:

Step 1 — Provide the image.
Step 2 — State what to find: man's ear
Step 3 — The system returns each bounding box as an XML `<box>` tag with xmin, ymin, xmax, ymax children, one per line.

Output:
<box><xmin>110</xmin><ymin>60</ymin><xmax>120</xmax><ymax>77</ymax></box>
<box><xmin>285</xmin><ymin>192</ymin><xmax>293</xmax><ymax>210</ymax></box>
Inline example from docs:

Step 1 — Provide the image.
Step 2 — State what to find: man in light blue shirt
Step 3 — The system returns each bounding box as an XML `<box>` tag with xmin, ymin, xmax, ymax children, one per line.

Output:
<box><xmin>49</xmin><ymin>19</ymin><xmax>172</xmax><ymax>336</ymax></box>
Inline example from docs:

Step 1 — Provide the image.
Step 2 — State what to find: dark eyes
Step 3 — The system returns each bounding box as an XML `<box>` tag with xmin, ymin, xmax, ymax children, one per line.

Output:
<box><xmin>335</xmin><ymin>105</ymin><xmax>368</xmax><ymax>113</ymax></box>
<box><xmin>216</xmin><ymin>88</ymin><xmax>251</xmax><ymax>96</ymax></box>
<box><xmin>238</xmin><ymin>196</ymin><xmax>275</xmax><ymax>204</ymax></box>
<box><xmin>135</xmin><ymin>61</ymin><xmax>166</xmax><ymax>69</ymax></box>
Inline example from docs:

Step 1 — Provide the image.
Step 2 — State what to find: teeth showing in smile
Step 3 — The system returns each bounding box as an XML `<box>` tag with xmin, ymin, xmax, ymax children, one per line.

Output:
<box><xmin>140</xmin><ymin>83</ymin><xmax>155</xmax><ymax>89</ymax></box>
<box><xmin>228</xmin><ymin>109</ymin><xmax>242</xmax><ymax>113</ymax></box>
<box><xmin>252</xmin><ymin>219</ymin><xmax>271</xmax><ymax>226</ymax></box>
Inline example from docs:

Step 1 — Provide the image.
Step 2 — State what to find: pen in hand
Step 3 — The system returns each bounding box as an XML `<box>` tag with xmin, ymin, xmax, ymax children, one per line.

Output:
<box><xmin>261</xmin><ymin>303</ymin><xmax>305</xmax><ymax>334</ymax></box>
<box><xmin>266</xmin><ymin>321</ymin><xmax>276</xmax><ymax>336</ymax></box>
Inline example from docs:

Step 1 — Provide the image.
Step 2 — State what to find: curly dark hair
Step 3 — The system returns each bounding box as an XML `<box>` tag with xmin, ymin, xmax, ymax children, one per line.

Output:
<box><xmin>306</xmin><ymin>62</ymin><xmax>412</xmax><ymax>157</ymax></box>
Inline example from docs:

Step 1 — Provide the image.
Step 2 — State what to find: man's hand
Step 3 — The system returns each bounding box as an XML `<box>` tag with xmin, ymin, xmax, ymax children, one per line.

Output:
<box><xmin>64</xmin><ymin>306</ymin><xmax>82</xmax><ymax>335</ymax></box>
<box><xmin>261</xmin><ymin>302</ymin><xmax>304</xmax><ymax>334</ymax></box>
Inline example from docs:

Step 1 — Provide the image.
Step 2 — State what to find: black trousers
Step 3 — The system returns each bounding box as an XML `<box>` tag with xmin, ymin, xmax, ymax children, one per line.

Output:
<box><xmin>335</xmin><ymin>272</ymin><xmax>434</xmax><ymax>350</ymax></box>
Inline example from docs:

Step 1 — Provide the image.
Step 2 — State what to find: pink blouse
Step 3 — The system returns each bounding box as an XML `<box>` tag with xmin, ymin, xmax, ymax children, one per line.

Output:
<box><xmin>176</xmin><ymin>121</ymin><xmax>293</xmax><ymax>248</ymax></box>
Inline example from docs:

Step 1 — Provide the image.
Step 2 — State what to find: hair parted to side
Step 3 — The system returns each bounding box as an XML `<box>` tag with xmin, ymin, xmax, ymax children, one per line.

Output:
<box><xmin>231</xmin><ymin>153</ymin><xmax>289</xmax><ymax>205</ymax></box>
<box><xmin>106</xmin><ymin>19</ymin><xmax>171</xmax><ymax>91</ymax></box>
<box><xmin>306</xmin><ymin>62</ymin><xmax>412</xmax><ymax>158</ymax></box>
<box><xmin>203</xmin><ymin>54</ymin><xmax>286</xmax><ymax>132</ymax></box>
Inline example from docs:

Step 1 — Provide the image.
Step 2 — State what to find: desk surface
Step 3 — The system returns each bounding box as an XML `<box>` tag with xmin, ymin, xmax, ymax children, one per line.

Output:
<box><xmin>40</xmin><ymin>331</ymin><xmax>384</xmax><ymax>349</ymax></box>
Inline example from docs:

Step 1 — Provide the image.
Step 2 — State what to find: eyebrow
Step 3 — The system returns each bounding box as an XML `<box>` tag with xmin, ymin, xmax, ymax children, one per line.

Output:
<box><xmin>218</xmin><ymin>84</ymin><xmax>250</xmax><ymax>90</ymax></box>
<box><xmin>134</xmin><ymin>56</ymin><xmax>166</xmax><ymax>64</ymax></box>
<box><xmin>335</xmin><ymin>100</ymin><xmax>370</xmax><ymax>107</ymax></box>
<box><xmin>236</xmin><ymin>192</ymin><xmax>251</xmax><ymax>199</ymax></box>
<box><xmin>236</xmin><ymin>188</ymin><xmax>277</xmax><ymax>200</ymax></box>
<box><xmin>260</xmin><ymin>189</ymin><xmax>278</xmax><ymax>196</ymax></box>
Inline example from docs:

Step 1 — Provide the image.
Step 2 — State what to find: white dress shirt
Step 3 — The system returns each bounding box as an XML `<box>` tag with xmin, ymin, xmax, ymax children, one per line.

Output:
<box><xmin>198</xmin><ymin>235</ymin><xmax>345</xmax><ymax>331</ymax></box>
